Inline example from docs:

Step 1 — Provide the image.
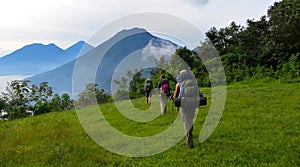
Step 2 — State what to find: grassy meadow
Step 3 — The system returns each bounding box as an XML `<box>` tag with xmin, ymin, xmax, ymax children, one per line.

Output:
<box><xmin>0</xmin><ymin>80</ymin><xmax>299</xmax><ymax>166</ymax></box>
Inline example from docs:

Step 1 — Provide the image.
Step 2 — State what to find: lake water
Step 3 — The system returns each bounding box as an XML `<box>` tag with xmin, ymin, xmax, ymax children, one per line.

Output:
<box><xmin>0</xmin><ymin>75</ymin><xmax>32</xmax><ymax>93</ymax></box>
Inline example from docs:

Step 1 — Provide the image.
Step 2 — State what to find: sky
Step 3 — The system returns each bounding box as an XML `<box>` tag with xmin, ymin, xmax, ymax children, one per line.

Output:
<box><xmin>0</xmin><ymin>0</ymin><xmax>279</xmax><ymax>57</ymax></box>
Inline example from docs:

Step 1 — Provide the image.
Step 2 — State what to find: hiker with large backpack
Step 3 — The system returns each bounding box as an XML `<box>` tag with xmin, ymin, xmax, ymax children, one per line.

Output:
<box><xmin>157</xmin><ymin>75</ymin><xmax>171</xmax><ymax>116</ymax></box>
<box><xmin>172</xmin><ymin>70</ymin><xmax>199</xmax><ymax>149</ymax></box>
<box><xmin>144</xmin><ymin>79</ymin><xmax>153</xmax><ymax>104</ymax></box>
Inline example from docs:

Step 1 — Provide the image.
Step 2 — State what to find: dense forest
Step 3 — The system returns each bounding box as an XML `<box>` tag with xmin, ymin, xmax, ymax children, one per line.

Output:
<box><xmin>1</xmin><ymin>0</ymin><xmax>299</xmax><ymax>120</ymax></box>
<box><xmin>204</xmin><ymin>0</ymin><xmax>300</xmax><ymax>84</ymax></box>
<box><xmin>179</xmin><ymin>0</ymin><xmax>300</xmax><ymax>85</ymax></box>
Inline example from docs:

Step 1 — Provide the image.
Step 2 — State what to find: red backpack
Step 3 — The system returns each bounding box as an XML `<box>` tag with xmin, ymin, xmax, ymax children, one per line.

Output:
<box><xmin>161</xmin><ymin>78</ymin><xmax>171</xmax><ymax>95</ymax></box>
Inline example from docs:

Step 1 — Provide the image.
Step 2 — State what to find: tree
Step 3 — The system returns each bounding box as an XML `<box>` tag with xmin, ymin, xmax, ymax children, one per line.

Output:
<box><xmin>155</xmin><ymin>56</ymin><xmax>169</xmax><ymax>73</ymax></box>
<box><xmin>231</xmin><ymin>16</ymin><xmax>269</xmax><ymax>68</ymax></box>
<box><xmin>201</xmin><ymin>0</ymin><xmax>300</xmax><ymax>82</ymax></box>
<box><xmin>112</xmin><ymin>88</ymin><xmax>130</xmax><ymax>101</ymax></box>
<box><xmin>0</xmin><ymin>80</ymin><xmax>76</xmax><ymax>120</ymax></box>
<box><xmin>50</xmin><ymin>94</ymin><xmax>62</xmax><ymax>111</ymax></box>
<box><xmin>169</xmin><ymin>47</ymin><xmax>191</xmax><ymax>75</ymax></box>
<box><xmin>113</xmin><ymin>76</ymin><xmax>128</xmax><ymax>89</ymax></box>
<box><xmin>0</xmin><ymin>97</ymin><xmax>5</xmax><ymax>112</ymax></box>
<box><xmin>276</xmin><ymin>53</ymin><xmax>300</xmax><ymax>81</ymax></box>
<box><xmin>76</xmin><ymin>83</ymin><xmax>111</xmax><ymax>107</ymax></box>
<box><xmin>151</xmin><ymin>56</ymin><xmax>174</xmax><ymax>88</ymax></box>
<box><xmin>3</xmin><ymin>80</ymin><xmax>31</xmax><ymax>119</ymax></box>
<box><xmin>206</xmin><ymin>22</ymin><xmax>242</xmax><ymax>56</ymax></box>
<box><xmin>266</xmin><ymin>0</ymin><xmax>300</xmax><ymax>66</ymax></box>
<box><xmin>95</xmin><ymin>89</ymin><xmax>111</xmax><ymax>104</ymax></box>
<box><xmin>0</xmin><ymin>96</ymin><xmax>8</xmax><ymax>119</ymax></box>
<box><xmin>30</xmin><ymin>82</ymin><xmax>53</xmax><ymax>103</ymax></box>
<box><xmin>77</xmin><ymin>83</ymin><xmax>99</xmax><ymax>107</ymax></box>
<box><xmin>5</xmin><ymin>80</ymin><xmax>31</xmax><ymax>106</ymax></box>
<box><xmin>61</xmin><ymin>93</ymin><xmax>73</xmax><ymax>110</ymax></box>
<box><xmin>129</xmin><ymin>69</ymin><xmax>145</xmax><ymax>98</ymax></box>
<box><xmin>30</xmin><ymin>82</ymin><xmax>54</xmax><ymax>115</ymax></box>
<box><xmin>114</xmin><ymin>69</ymin><xmax>145</xmax><ymax>99</ymax></box>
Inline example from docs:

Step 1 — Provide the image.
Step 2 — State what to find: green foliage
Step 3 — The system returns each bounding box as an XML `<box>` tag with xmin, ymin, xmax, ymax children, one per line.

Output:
<box><xmin>203</xmin><ymin>0</ymin><xmax>300</xmax><ymax>83</ymax></box>
<box><xmin>155</xmin><ymin>56</ymin><xmax>169</xmax><ymax>71</ymax></box>
<box><xmin>152</xmin><ymin>56</ymin><xmax>177</xmax><ymax>87</ymax></box>
<box><xmin>76</xmin><ymin>83</ymin><xmax>111</xmax><ymax>107</ymax></box>
<box><xmin>31</xmin><ymin>82</ymin><xmax>53</xmax><ymax>103</ymax></box>
<box><xmin>276</xmin><ymin>53</ymin><xmax>300</xmax><ymax>82</ymax></box>
<box><xmin>32</xmin><ymin>101</ymin><xmax>52</xmax><ymax>115</ymax></box>
<box><xmin>5</xmin><ymin>80</ymin><xmax>31</xmax><ymax>106</ymax></box>
<box><xmin>128</xmin><ymin>70</ymin><xmax>145</xmax><ymax>99</ymax></box>
<box><xmin>0</xmin><ymin>97</ymin><xmax>6</xmax><ymax>112</ymax></box>
<box><xmin>113</xmin><ymin>88</ymin><xmax>130</xmax><ymax>101</ymax></box>
<box><xmin>206</xmin><ymin>22</ymin><xmax>243</xmax><ymax>56</ymax></box>
<box><xmin>168</xmin><ymin>47</ymin><xmax>195</xmax><ymax>74</ymax></box>
<box><xmin>2</xmin><ymin>80</ymin><xmax>31</xmax><ymax>119</ymax></box>
<box><xmin>266</xmin><ymin>0</ymin><xmax>300</xmax><ymax>65</ymax></box>
<box><xmin>1</xmin><ymin>80</ymin><xmax>73</xmax><ymax>120</ymax></box>
<box><xmin>31</xmin><ymin>82</ymin><xmax>54</xmax><ymax>116</ymax></box>
<box><xmin>113</xmin><ymin>69</ymin><xmax>145</xmax><ymax>99</ymax></box>
<box><xmin>95</xmin><ymin>89</ymin><xmax>111</xmax><ymax>104</ymax></box>
<box><xmin>239</xmin><ymin>17</ymin><xmax>268</xmax><ymax>67</ymax></box>
<box><xmin>78</xmin><ymin>83</ymin><xmax>98</xmax><ymax>106</ymax></box>
<box><xmin>50</xmin><ymin>94</ymin><xmax>63</xmax><ymax>111</ymax></box>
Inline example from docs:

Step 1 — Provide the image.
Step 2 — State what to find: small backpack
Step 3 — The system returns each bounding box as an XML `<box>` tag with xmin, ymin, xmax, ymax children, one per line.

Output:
<box><xmin>144</xmin><ymin>80</ymin><xmax>153</xmax><ymax>92</ymax></box>
<box><xmin>161</xmin><ymin>78</ymin><xmax>170</xmax><ymax>92</ymax></box>
<box><xmin>161</xmin><ymin>78</ymin><xmax>171</xmax><ymax>96</ymax></box>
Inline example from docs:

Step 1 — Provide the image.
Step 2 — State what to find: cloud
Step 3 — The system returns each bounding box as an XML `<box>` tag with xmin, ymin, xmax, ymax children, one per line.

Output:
<box><xmin>0</xmin><ymin>0</ymin><xmax>278</xmax><ymax>54</ymax></box>
<box><xmin>0</xmin><ymin>48</ymin><xmax>11</xmax><ymax>58</ymax></box>
<box><xmin>181</xmin><ymin>0</ymin><xmax>210</xmax><ymax>7</ymax></box>
<box><xmin>141</xmin><ymin>39</ymin><xmax>178</xmax><ymax>61</ymax></box>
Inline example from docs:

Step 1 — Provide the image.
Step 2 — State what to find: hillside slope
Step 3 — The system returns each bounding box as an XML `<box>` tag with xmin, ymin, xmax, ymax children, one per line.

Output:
<box><xmin>0</xmin><ymin>81</ymin><xmax>299</xmax><ymax>166</ymax></box>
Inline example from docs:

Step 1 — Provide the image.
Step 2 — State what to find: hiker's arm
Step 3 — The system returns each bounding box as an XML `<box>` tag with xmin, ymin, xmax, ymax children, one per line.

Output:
<box><xmin>173</xmin><ymin>83</ymin><xmax>180</xmax><ymax>99</ymax></box>
<box><xmin>157</xmin><ymin>82</ymin><xmax>161</xmax><ymax>89</ymax></box>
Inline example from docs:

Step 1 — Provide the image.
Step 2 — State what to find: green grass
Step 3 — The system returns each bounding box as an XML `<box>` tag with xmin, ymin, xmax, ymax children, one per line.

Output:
<box><xmin>0</xmin><ymin>80</ymin><xmax>299</xmax><ymax>166</ymax></box>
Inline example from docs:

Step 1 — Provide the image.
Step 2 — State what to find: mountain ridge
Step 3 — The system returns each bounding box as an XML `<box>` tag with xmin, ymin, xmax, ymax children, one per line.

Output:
<box><xmin>26</xmin><ymin>28</ymin><xmax>179</xmax><ymax>95</ymax></box>
<box><xmin>0</xmin><ymin>41</ymin><xmax>94</xmax><ymax>75</ymax></box>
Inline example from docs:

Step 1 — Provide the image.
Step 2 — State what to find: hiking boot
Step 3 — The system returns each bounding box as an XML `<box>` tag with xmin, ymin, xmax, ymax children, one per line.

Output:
<box><xmin>187</xmin><ymin>138</ymin><xmax>194</xmax><ymax>149</ymax></box>
<box><xmin>186</xmin><ymin>127</ymin><xmax>194</xmax><ymax>149</ymax></box>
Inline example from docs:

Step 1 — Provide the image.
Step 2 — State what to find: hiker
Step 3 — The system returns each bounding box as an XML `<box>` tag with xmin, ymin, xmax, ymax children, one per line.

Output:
<box><xmin>172</xmin><ymin>70</ymin><xmax>199</xmax><ymax>149</ymax></box>
<box><xmin>157</xmin><ymin>75</ymin><xmax>171</xmax><ymax>116</ymax></box>
<box><xmin>144</xmin><ymin>78</ymin><xmax>153</xmax><ymax>104</ymax></box>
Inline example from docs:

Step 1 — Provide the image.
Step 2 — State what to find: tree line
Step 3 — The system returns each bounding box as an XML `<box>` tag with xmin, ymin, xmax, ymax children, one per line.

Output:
<box><xmin>0</xmin><ymin>80</ymin><xmax>114</xmax><ymax>121</ymax></box>
<box><xmin>0</xmin><ymin>80</ymin><xmax>73</xmax><ymax>120</ymax></box>
<box><xmin>204</xmin><ymin>0</ymin><xmax>300</xmax><ymax>83</ymax></box>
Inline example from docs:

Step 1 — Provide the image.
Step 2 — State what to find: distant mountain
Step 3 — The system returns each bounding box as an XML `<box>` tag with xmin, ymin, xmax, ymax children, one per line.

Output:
<box><xmin>0</xmin><ymin>41</ymin><xmax>94</xmax><ymax>75</ymax></box>
<box><xmin>63</xmin><ymin>41</ymin><xmax>94</xmax><ymax>61</ymax></box>
<box><xmin>26</xmin><ymin>28</ymin><xmax>179</xmax><ymax>95</ymax></box>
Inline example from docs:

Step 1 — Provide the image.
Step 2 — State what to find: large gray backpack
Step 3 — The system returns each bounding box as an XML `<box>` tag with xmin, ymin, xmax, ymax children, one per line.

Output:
<box><xmin>176</xmin><ymin>71</ymin><xmax>200</xmax><ymax>108</ymax></box>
